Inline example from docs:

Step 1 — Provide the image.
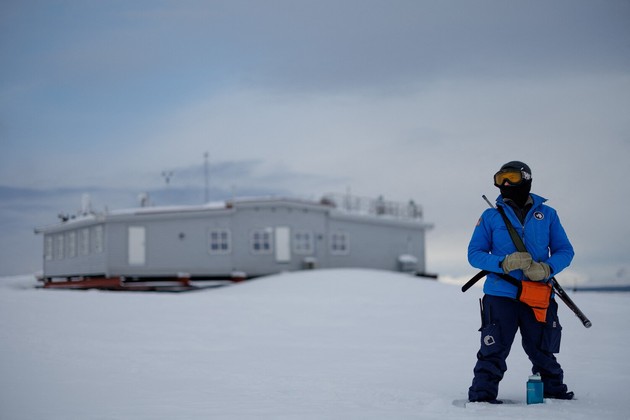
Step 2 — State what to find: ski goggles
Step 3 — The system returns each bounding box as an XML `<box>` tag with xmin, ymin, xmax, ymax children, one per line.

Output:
<box><xmin>494</xmin><ymin>169</ymin><xmax>531</xmax><ymax>187</ymax></box>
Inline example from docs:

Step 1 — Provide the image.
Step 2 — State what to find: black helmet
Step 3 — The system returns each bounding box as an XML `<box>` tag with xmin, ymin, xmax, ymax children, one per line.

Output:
<box><xmin>500</xmin><ymin>161</ymin><xmax>532</xmax><ymax>178</ymax></box>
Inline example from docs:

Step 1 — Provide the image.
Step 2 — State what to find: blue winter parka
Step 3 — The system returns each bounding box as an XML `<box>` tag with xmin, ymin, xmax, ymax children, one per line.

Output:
<box><xmin>468</xmin><ymin>193</ymin><xmax>575</xmax><ymax>299</ymax></box>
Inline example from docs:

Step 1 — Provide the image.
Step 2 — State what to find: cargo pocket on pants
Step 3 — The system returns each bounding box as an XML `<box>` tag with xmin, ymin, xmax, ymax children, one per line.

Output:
<box><xmin>540</xmin><ymin>319</ymin><xmax>562</xmax><ymax>353</ymax></box>
<box><xmin>479</xmin><ymin>323</ymin><xmax>504</xmax><ymax>357</ymax></box>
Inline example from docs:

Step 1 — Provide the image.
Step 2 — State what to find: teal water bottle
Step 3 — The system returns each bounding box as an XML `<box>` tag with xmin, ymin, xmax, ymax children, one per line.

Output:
<box><xmin>527</xmin><ymin>373</ymin><xmax>544</xmax><ymax>404</ymax></box>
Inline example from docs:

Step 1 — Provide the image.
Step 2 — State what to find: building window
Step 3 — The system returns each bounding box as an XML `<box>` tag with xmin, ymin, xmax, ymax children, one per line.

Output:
<box><xmin>293</xmin><ymin>231</ymin><xmax>314</xmax><ymax>255</ymax></box>
<box><xmin>55</xmin><ymin>234</ymin><xmax>65</xmax><ymax>260</ymax></box>
<box><xmin>67</xmin><ymin>231</ymin><xmax>77</xmax><ymax>258</ymax></box>
<box><xmin>79</xmin><ymin>228</ymin><xmax>90</xmax><ymax>256</ymax></box>
<box><xmin>208</xmin><ymin>229</ymin><xmax>231</xmax><ymax>254</ymax></box>
<box><xmin>93</xmin><ymin>225</ymin><xmax>104</xmax><ymax>253</ymax></box>
<box><xmin>44</xmin><ymin>236</ymin><xmax>53</xmax><ymax>261</ymax></box>
<box><xmin>251</xmin><ymin>228</ymin><xmax>273</xmax><ymax>254</ymax></box>
<box><xmin>330</xmin><ymin>231</ymin><xmax>350</xmax><ymax>255</ymax></box>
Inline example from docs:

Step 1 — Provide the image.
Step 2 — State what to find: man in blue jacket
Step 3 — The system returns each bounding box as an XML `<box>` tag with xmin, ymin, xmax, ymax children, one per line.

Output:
<box><xmin>467</xmin><ymin>161</ymin><xmax>575</xmax><ymax>403</ymax></box>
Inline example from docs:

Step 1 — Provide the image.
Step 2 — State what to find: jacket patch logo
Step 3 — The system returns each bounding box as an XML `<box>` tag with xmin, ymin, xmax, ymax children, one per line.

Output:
<box><xmin>484</xmin><ymin>335</ymin><xmax>496</xmax><ymax>346</ymax></box>
<box><xmin>534</xmin><ymin>211</ymin><xmax>544</xmax><ymax>220</ymax></box>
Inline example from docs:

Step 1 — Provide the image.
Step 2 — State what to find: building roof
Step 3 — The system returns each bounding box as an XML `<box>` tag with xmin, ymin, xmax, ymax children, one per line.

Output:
<box><xmin>35</xmin><ymin>194</ymin><xmax>431</xmax><ymax>234</ymax></box>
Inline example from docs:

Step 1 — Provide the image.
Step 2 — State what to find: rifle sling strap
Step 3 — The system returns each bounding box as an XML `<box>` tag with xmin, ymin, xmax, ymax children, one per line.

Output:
<box><xmin>495</xmin><ymin>205</ymin><xmax>527</xmax><ymax>252</ymax></box>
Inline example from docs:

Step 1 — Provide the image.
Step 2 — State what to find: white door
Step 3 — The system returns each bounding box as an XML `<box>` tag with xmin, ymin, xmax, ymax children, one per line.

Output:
<box><xmin>128</xmin><ymin>226</ymin><xmax>146</xmax><ymax>265</ymax></box>
<box><xmin>275</xmin><ymin>226</ymin><xmax>291</xmax><ymax>263</ymax></box>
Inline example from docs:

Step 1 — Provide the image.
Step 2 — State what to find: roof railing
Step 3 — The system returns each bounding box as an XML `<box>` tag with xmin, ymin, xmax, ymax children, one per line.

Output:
<box><xmin>320</xmin><ymin>193</ymin><xmax>423</xmax><ymax>220</ymax></box>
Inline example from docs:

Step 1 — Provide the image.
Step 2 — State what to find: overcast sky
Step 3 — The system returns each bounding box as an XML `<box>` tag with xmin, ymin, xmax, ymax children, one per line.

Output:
<box><xmin>1</xmin><ymin>0</ymin><xmax>629</xmax><ymax>281</ymax></box>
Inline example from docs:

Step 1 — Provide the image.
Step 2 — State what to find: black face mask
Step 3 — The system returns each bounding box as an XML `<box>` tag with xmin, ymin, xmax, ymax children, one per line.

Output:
<box><xmin>500</xmin><ymin>180</ymin><xmax>531</xmax><ymax>208</ymax></box>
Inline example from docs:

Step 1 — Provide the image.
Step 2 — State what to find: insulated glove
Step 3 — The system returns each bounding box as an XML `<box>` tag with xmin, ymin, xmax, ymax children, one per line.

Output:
<box><xmin>501</xmin><ymin>251</ymin><xmax>532</xmax><ymax>274</ymax></box>
<box><xmin>525</xmin><ymin>262</ymin><xmax>551</xmax><ymax>281</ymax></box>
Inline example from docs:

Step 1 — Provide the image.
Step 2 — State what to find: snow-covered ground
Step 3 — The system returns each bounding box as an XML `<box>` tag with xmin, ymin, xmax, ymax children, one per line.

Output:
<box><xmin>1</xmin><ymin>269</ymin><xmax>628</xmax><ymax>419</ymax></box>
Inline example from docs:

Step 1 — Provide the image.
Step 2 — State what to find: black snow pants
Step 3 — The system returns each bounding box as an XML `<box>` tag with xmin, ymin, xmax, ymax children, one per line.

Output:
<box><xmin>468</xmin><ymin>294</ymin><xmax>568</xmax><ymax>401</ymax></box>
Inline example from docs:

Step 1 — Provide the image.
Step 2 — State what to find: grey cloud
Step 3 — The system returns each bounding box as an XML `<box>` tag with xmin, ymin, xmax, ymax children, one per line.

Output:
<box><xmin>156</xmin><ymin>159</ymin><xmax>347</xmax><ymax>200</ymax></box>
<box><xmin>7</xmin><ymin>1</ymin><xmax>628</xmax><ymax>95</ymax></box>
<box><xmin>198</xmin><ymin>0</ymin><xmax>630</xmax><ymax>91</ymax></box>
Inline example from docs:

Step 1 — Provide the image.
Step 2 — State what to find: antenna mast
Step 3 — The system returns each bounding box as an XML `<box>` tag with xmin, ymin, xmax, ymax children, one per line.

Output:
<box><xmin>204</xmin><ymin>152</ymin><xmax>209</xmax><ymax>203</ymax></box>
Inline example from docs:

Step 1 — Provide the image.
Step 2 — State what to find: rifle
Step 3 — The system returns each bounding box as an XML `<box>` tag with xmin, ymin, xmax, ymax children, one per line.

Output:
<box><xmin>462</xmin><ymin>195</ymin><xmax>592</xmax><ymax>328</ymax></box>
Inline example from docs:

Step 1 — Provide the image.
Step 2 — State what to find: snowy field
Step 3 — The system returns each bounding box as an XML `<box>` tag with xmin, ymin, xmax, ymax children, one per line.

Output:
<box><xmin>1</xmin><ymin>269</ymin><xmax>628</xmax><ymax>420</ymax></box>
